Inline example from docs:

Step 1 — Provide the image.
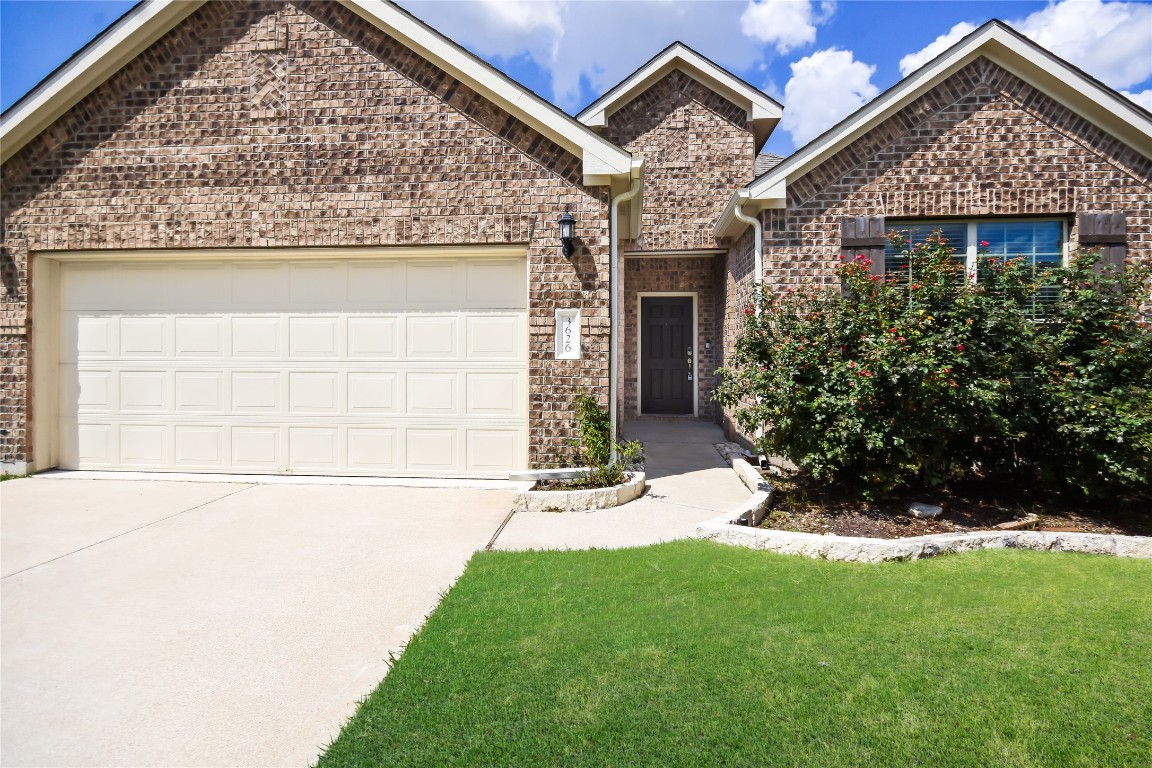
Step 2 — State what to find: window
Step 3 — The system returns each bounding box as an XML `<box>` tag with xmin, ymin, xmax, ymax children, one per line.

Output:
<box><xmin>885</xmin><ymin>219</ymin><xmax>1067</xmax><ymax>286</ymax></box>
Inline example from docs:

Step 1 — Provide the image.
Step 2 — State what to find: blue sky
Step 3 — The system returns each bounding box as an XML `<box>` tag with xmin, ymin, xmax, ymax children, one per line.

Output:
<box><xmin>2</xmin><ymin>0</ymin><xmax>1150</xmax><ymax>155</ymax></box>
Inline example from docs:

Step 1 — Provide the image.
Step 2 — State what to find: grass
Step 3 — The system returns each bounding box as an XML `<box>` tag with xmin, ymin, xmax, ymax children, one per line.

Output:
<box><xmin>318</xmin><ymin>541</ymin><xmax>1152</xmax><ymax>767</ymax></box>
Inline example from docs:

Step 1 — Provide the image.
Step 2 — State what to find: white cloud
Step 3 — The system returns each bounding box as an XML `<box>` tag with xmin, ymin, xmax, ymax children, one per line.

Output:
<box><xmin>898</xmin><ymin>22</ymin><xmax>976</xmax><ymax>77</ymax></box>
<box><xmin>780</xmin><ymin>48</ymin><xmax>878</xmax><ymax>146</ymax></box>
<box><xmin>1012</xmin><ymin>0</ymin><xmax>1152</xmax><ymax>90</ymax></box>
<box><xmin>1121</xmin><ymin>88</ymin><xmax>1152</xmax><ymax>111</ymax></box>
<box><xmin>740</xmin><ymin>0</ymin><xmax>836</xmax><ymax>54</ymax></box>
<box><xmin>401</xmin><ymin>0</ymin><xmax>780</xmax><ymax>112</ymax></box>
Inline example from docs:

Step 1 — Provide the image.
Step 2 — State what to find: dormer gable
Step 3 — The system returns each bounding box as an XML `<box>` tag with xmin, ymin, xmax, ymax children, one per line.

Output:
<box><xmin>577</xmin><ymin>42</ymin><xmax>781</xmax><ymax>153</ymax></box>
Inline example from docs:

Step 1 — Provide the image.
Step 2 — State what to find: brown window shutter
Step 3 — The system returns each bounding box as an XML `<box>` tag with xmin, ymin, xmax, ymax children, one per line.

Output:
<box><xmin>840</xmin><ymin>216</ymin><xmax>886</xmax><ymax>295</ymax></box>
<box><xmin>1078</xmin><ymin>212</ymin><xmax>1127</xmax><ymax>273</ymax></box>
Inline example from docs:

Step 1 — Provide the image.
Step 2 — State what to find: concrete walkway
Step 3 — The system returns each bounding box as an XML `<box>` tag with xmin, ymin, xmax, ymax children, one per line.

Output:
<box><xmin>490</xmin><ymin>419</ymin><xmax>750</xmax><ymax>550</ymax></box>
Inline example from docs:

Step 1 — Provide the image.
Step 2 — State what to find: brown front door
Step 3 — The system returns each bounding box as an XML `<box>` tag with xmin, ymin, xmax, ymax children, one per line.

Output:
<box><xmin>640</xmin><ymin>296</ymin><xmax>693</xmax><ymax>414</ymax></box>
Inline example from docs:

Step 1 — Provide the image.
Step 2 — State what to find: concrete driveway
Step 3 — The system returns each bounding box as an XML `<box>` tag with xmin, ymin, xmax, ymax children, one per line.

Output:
<box><xmin>1</xmin><ymin>476</ymin><xmax>511</xmax><ymax>767</ymax></box>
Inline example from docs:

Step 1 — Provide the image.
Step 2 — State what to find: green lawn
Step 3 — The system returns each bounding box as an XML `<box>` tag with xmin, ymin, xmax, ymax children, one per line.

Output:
<box><xmin>318</xmin><ymin>541</ymin><xmax>1152</xmax><ymax>767</ymax></box>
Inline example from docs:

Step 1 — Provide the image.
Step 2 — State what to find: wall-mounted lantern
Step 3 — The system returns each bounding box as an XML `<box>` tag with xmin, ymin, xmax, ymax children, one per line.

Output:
<box><xmin>559</xmin><ymin>210</ymin><xmax>576</xmax><ymax>258</ymax></box>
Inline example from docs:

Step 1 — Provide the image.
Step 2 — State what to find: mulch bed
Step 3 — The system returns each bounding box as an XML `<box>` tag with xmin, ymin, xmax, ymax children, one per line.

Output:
<box><xmin>749</xmin><ymin>460</ymin><xmax>1151</xmax><ymax>539</ymax></box>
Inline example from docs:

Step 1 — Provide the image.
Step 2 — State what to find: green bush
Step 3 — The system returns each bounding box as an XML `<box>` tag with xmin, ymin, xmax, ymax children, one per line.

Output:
<box><xmin>714</xmin><ymin>232</ymin><xmax>1152</xmax><ymax>500</ymax></box>
<box><xmin>570</xmin><ymin>394</ymin><xmax>642</xmax><ymax>488</ymax></box>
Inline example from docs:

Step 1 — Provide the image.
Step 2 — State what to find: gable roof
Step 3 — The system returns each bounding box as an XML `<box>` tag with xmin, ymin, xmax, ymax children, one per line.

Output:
<box><xmin>0</xmin><ymin>0</ymin><xmax>635</xmax><ymax>185</ymax></box>
<box><xmin>577</xmin><ymin>42</ymin><xmax>782</xmax><ymax>153</ymax></box>
<box><xmin>716</xmin><ymin>20</ymin><xmax>1152</xmax><ymax>237</ymax></box>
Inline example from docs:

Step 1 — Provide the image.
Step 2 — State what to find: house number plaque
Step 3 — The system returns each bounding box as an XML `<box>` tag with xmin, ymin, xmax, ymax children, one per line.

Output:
<box><xmin>555</xmin><ymin>309</ymin><xmax>581</xmax><ymax>360</ymax></box>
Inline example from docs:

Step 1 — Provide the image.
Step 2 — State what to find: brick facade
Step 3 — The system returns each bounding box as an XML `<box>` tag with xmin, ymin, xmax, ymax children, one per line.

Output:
<box><xmin>717</xmin><ymin>57</ymin><xmax>1152</xmax><ymax>442</ymax></box>
<box><xmin>0</xmin><ymin>0</ymin><xmax>612</xmax><ymax>469</ymax></box>
<box><xmin>4</xmin><ymin>8</ymin><xmax>1149</xmax><ymax>474</ymax></box>
<box><xmin>758</xmin><ymin>58</ymin><xmax>1152</xmax><ymax>297</ymax></box>
<box><xmin>621</xmin><ymin>255</ymin><xmax>723</xmax><ymax>420</ymax></box>
<box><xmin>605</xmin><ymin>70</ymin><xmax>754</xmax><ymax>252</ymax></box>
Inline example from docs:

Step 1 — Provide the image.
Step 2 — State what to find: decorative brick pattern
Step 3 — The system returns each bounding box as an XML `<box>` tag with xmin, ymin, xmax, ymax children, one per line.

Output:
<box><xmin>718</xmin><ymin>57</ymin><xmax>1152</xmax><ymax>442</ymax></box>
<box><xmin>0</xmin><ymin>1</ymin><xmax>612</xmax><ymax>468</ymax></box>
<box><xmin>604</xmin><ymin>70</ymin><xmax>754</xmax><ymax>252</ymax></box>
<box><xmin>621</xmin><ymin>256</ymin><xmax>722</xmax><ymax>420</ymax></box>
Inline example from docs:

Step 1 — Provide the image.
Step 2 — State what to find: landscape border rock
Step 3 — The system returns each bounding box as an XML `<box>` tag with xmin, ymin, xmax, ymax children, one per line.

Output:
<box><xmin>511</xmin><ymin>472</ymin><xmax>646</xmax><ymax>513</ymax></box>
<box><xmin>715</xmin><ymin>443</ymin><xmax>773</xmax><ymax>526</ymax></box>
<box><xmin>695</xmin><ymin>517</ymin><xmax>1152</xmax><ymax>562</ymax></box>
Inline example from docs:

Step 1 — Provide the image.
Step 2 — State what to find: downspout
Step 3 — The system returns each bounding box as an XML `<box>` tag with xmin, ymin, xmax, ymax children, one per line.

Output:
<box><xmin>731</xmin><ymin>195</ymin><xmax>763</xmax><ymax>295</ymax></box>
<box><xmin>609</xmin><ymin>173</ymin><xmax>642</xmax><ymax>462</ymax></box>
<box><xmin>730</xmin><ymin>197</ymin><xmax>766</xmax><ymax>460</ymax></box>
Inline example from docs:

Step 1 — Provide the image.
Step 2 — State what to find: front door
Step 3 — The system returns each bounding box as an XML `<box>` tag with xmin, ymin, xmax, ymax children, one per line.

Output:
<box><xmin>640</xmin><ymin>296</ymin><xmax>693</xmax><ymax>414</ymax></box>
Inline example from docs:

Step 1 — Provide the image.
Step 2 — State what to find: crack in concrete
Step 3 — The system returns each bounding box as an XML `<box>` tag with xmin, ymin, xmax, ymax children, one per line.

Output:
<box><xmin>1</xmin><ymin>484</ymin><xmax>258</xmax><ymax>581</ymax></box>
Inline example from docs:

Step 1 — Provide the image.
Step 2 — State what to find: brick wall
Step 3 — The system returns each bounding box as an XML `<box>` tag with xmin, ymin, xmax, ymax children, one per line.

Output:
<box><xmin>605</xmin><ymin>70</ymin><xmax>754</xmax><ymax>252</ymax></box>
<box><xmin>762</xmin><ymin>58</ymin><xmax>1152</xmax><ymax>298</ymax></box>
<box><xmin>719</xmin><ymin>56</ymin><xmax>1152</xmax><ymax>443</ymax></box>
<box><xmin>0</xmin><ymin>0</ymin><xmax>612</xmax><ymax>468</ymax></box>
<box><xmin>621</xmin><ymin>256</ymin><xmax>722</xmax><ymax>420</ymax></box>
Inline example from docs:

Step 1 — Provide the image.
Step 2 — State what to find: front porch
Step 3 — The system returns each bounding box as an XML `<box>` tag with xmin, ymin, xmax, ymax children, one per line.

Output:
<box><xmin>620</xmin><ymin>253</ymin><xmax>726</xmax><ymax>423</ymax></box>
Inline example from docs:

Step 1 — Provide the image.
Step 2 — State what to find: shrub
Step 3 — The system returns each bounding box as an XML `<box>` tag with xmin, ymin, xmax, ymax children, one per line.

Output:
<box><xmin>570</xmin><ymin>394</ymin><xmax>642</xmax><ymax>488</ymax></box>
<box><xmin>714</xmin><ymin>232</ymin><xmax>1152</xmax><ymax>500</ymax></box>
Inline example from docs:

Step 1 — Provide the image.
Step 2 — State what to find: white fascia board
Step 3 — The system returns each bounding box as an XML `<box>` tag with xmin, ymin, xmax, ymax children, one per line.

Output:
<box><xmin>343</xmin><ymin>0</ymin><xmax>632</xmax><ymax>182</ymax></box>
<box><xmin>1</xmin><ymin>0</ymin><xmax>207</xmax><ymax>164</ymax></box>
<box><xmin>747</xmin><ymin>22</ymin><xmax>1152</xmax><ymax>204</ymax></box>
<box><xmin>578</xmin><ymin>43</ymin><xmax>781</xmax><ymax>127</ymax></box>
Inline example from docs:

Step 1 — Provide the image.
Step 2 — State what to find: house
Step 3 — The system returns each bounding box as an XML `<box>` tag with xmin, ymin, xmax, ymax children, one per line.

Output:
<box><xmin>2</xmin><ymin>1</ymin><xmax>1149</xmax><ymax>480</ymax></box>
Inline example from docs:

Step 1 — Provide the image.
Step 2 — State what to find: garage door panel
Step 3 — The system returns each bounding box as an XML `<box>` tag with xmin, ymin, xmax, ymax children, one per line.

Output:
<box><xmin>347</xmin><ymin>427</ymin><xmax>398</xmax><ymax>469</ymax></box>
<box><xmin>290</xmin><ymin>263</ymin><xmax>345</xmax><ymax>305</ymax></box>
<box><xmin>119</xmin><ymin>317</ymin><xmax>168</xmax><ymax>358</ymax></box>
<box><xmin>65</xmin><ymin>315</ymin><xmax>115</xmax><ymax>358</ymax></box>
<box><xmin>466</xmin><ymin>430</ymin><xmax>519</xmax><ymax>473</ymax></box>
<box><xmin>119</xmin><ymin>371</ymin><xmax>167</xmax><ymax>412</ymax></box>
<box><xmin>406</xmin><ymin>316</ymin><xmax>458</xmax><ymax>359</ymax></box>
<box><xmin>231</xmin><ymin>317</ymin><xmax>281</xmax><ymax>358</ymax></box>
<box><xmin>175</xmin><ymin>263</ymin><xmax>231</xmax><ymax>305</ymax></box>
<box><xmin>231</xmin><ymin>426</ymin><xmax>281</xmax><ymax>469</ymax></box>
<box><xmin>60</xmin><ymin>256</ymin><xmax>527</xmax><ymax>478</ymax></box>
<box><xmin>76</xmin><ymin>422</ymin><xmax>113</xmax><ymax>465</ymax></box>
<box><xmin>347</xmin><ymin>316</ymin><xmax>399</xmax><ymax>358</ymax></box>
<box><xmin>347</xmin><ymin>263</ymin><xmax>403</xmax><ymax>306</ymax></box>
<box><xmin>174</xmin><ymin>425</ymin><xmax>226</xmax><ymax>467</ymax></box>
<box><xmin>232</xmin><ymin>372</ymin><xmax>281</xmax><ymax>412</ymax></box>
<box><xmin>347</xmin><ymin>372</ymin><xmax>398</xmax><ymax>414</ymax></box>
<box><xmin>288</xmin><ymin>372</ymin><xmax>339</xmax><ymax>414</ymax></box>
<box><xmin>466</xmin><ymin>260</ymin><xmax>526</xmax><ymax>308</ymax></box>
<box><xmin>175</xmin><ymin>317</ymin><xmax>225</xmax><ymax>357</ymax></box>
<box><xmin>119</xmin><ymin>424</ymin><xmax>167</xmax><ymax>466</ymax></box>
<box><xmin>233</xmin><ymin>264</ymin><xmax>288</xmax><ymax>306</ymax></box>
<box><xmin>288</xmin><ymin>427</ymin><xmax>340</xmax><ymax>468</ymax></box>
<box><xmin>406</xmin><ymin>429</ymin><xmax>457</xmax><ymax>472</ymax></box>
<box><xmin>406</xmin><ymin>261</ymin><xmax>461</xmax><ymax>306</ymax></box>
<box><xmin>466</xmin><ymin>315</ymin><xmax>521</xmax><ymax>359</ymax></box>
<box><xmin>175</xmin><ymin>371</ymin><xmax>224</xmax><ymax>412</ymax></box>
<box><xmin>288</xmin><ymin>316</ymin><xmax>340</xmax><ymax>358</ymax></box>
<box><xmin>77</xmin><ymin>371</ymin><xmax>114</xmax><ymax>411</ymax></box>
<box><xmin>466</xmin><ymin>372</ymin><xmax>521</xmax><ymax>416</ymax></box>
<box><xmin>405</xmin><ymin>372</ymin><xmax>457</xmax><ymax>416</ymax></box>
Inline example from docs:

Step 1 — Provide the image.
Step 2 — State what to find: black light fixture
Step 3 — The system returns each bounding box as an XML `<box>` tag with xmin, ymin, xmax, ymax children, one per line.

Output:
<box><xmin>559</xmin><ymin>209</ymin><xmax>576</xmax><ymax>258</ymax></box>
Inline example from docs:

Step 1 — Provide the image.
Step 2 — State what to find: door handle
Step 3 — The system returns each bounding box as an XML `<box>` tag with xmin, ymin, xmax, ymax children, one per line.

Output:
<box><xmin>686</xmin><ymin>347</ymin><xmax>693</xmax><ymax>381</ymax></box>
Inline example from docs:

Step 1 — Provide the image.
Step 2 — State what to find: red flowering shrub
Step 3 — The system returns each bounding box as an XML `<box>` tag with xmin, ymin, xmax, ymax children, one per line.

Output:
<box><xmin>715</xmin><ymin>232</ymin><xmax>1152</xmax><ymax>499</ymax></box>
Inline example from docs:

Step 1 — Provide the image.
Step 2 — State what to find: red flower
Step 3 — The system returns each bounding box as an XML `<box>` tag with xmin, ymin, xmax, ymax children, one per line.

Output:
<box><xmin>980</xmin><ymin>240</ymin><xmax>989</xmax><ymax>248</ymax></box>
<box><xmin>956</xmin><ymin>344</ymin><xmax>965</xmax><ymax>351</ymax></box>
<box><xmin>862</xmin><ymin>370</ymin><xmax>872</xmax><ymax>377</ymax></box>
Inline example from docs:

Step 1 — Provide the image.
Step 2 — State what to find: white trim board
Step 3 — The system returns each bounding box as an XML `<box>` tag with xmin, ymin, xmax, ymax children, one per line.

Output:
<box><xmin>635</xmin><ymin>292</ymin><xmax>699</xmax><ymax>418</ymax></box>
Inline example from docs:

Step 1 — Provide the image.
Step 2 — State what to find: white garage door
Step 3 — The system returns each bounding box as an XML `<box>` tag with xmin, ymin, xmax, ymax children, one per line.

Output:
<box><xmin>57</xmin><ymin>256</ymin><xmax>527</xmax><ymax>478</ymax></box>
